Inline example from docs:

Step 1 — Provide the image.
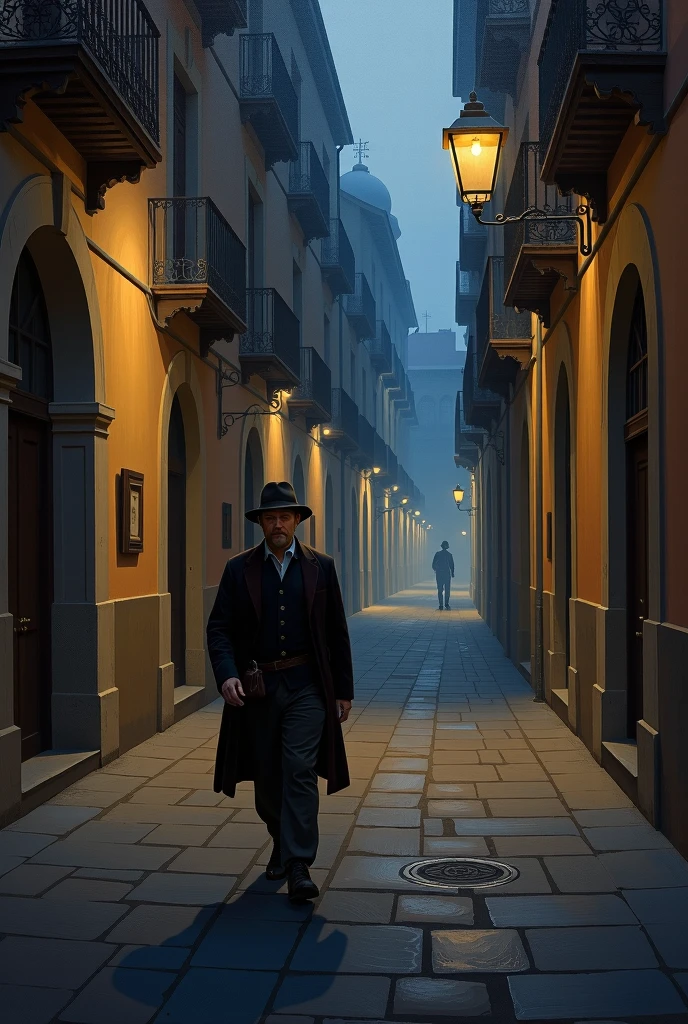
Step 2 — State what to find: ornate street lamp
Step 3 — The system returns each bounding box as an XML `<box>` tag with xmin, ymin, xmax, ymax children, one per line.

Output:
<box><xmin>453</xmin><ymin>485</ymin><xmax>465</xmax><ymax>508</ymax></box>
<box><xmin>443</xmin><ymin>92</ymin><xmax>591</xmax><ymax>254</ymax></box>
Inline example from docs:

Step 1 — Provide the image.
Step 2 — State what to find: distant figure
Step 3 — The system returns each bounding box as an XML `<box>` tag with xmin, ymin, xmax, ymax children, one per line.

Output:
<box><xmin>432</xmin><ymin>540</ymin><xmax>455</xmax><ymax>610</ymax></box>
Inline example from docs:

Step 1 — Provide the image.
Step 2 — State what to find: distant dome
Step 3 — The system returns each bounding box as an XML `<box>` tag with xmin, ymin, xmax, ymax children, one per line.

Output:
<box><xmin>340</xmin><ymin>161</ymin><xmax>392</xmax><ymax>213</ymax></box>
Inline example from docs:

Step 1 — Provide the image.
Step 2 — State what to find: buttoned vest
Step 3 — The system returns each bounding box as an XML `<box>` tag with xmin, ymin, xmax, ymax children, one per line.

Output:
<box><xmin>258</xmin><ymin>555</ymin><xmax>311</xmax><ymax>691</ymax></box>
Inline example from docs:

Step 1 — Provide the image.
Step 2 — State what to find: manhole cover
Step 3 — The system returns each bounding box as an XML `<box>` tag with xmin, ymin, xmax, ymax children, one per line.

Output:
<box><xmin>400</xmin><ymin>857</ymin><xmax>519</xmax><ymax>889</ymax></box>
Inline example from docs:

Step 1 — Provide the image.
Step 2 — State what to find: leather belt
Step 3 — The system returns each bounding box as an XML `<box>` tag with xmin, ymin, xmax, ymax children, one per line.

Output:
<box><xmin>257</xmin><ymin>654</ymin><xmax>310</xmax><ymax>673</ymax></box>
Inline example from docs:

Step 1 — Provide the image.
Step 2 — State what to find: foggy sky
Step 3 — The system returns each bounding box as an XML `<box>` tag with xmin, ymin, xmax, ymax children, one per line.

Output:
<box><xmin>319</xmin><ymin>0</ymin><xmax>464</xmax><ymax>344</ymax></box>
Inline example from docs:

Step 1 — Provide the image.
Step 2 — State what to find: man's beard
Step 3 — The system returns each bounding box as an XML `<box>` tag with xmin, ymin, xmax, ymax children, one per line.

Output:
<box><xmin>270</xmin><ymin>532</ymin><xmax>289</xmax><ymax>547</ymax></box>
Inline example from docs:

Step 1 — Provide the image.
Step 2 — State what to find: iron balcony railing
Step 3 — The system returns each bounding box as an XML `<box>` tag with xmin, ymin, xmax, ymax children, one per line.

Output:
<box><xmin>373</xmin><ymin>432</ymin><xmax>388</xmax><ymax>475</ymax></box>
<box><xmin>0</xmin><ymin>0</ymin><xmax>160</xmax><ymax>141</ymax></box>
<box><xmin>456</xmin><ymin>262</ymin><xmax>481</xmax><ymax>324</ymax></box>
<box><xmin>241</xmin><ymin>288</ymin><xmax>300</xmax><ymax>380</ymax></box>
<box><xmin>463</xmin><ymin>334</ymin><xmax>501</xmax><ymax>426</ymax></box>
<box><xmin>538</xmin><ymin>0</ymin><xmax>663</xmax><ymax>157</ymax></box>
<box><xmin>289</xmin><ymin>141</ymin><xmax>330</xmax><ymax>235</ymax></box>
<box><xmin>344</xmin><ymin>272</ymin><xmax>376</xmax><ymax>340</ymax></box>
<box><xmin>367</xmin><ymin>320</ymin><xmax>393</xmax><ymax>375</ymax></box>
<box><xmin>239</xmin><ymin>33</ymin><xmax>298</xmax><ymax>159</ymax></box>
<box><xmin>289</xmin><ymin>346</ymin><xmax>331</xmax><ymax>419</ymax></box>
<box><xmin>330</xmin><ymin>388</ymin><xmax>359</xmax><ymax>446</ymax></box>
<box><xmin>504</xmin><ymin>141</ymin><xmax>577</xmax><ymax>289</ymax></box>
<box><xmin>321</xmin><ymin>218</ymin><xmax>355</xmax><ymax>294</ymax></box>
<box><xmin>150</xmin><ymin>197</ymin><xmax>246</xmax><ymax>321</ymax></box>
<box><xmin>476</xmin><ymin>257</ymin><xmax>531</xmax><ymax>371</ymax></box>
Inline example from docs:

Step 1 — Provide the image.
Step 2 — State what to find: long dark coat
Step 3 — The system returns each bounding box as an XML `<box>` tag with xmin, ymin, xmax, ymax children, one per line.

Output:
<box><xmin>206</xmin><ymin>540</ymin><xmax>353</xmax><ymax>796</ymax></box>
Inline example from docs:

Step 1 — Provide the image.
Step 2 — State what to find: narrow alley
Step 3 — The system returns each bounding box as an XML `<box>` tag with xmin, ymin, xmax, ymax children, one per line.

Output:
<box><xmin>1</xmin><ymin>585</ymin><xmax>687</xmax><ymax>1023</ymax></box>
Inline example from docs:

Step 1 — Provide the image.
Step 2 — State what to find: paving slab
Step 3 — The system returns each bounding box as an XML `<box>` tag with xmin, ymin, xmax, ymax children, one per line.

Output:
<box><xmin>0</xmin><ymin>864</ymin><xmax>74</xmax><ymax>895</ymax></box>
<box><xmin>105</xmin><ymin>905</ymin><xmax>214</xmax><ymax>946</ymax></box>
<box><xmin>317</xmin><ymin>891</ymin><xmax>395</xmax><ymax>923</ymax></box>
<box><xmin>126</xmin><ymin>872</ymin><xmax>235</xmax><ymax>905</ymax></box>
<box><xmin>600</xmin><ymin>849</ymin><xmax>688</xmax><ymax>888</ymax></box>
<box><xmin>291</xmin><ymin>922</ymin><xmax>423</xmax><ymax>973</ymax></box>
<box><xmin>273</xmin><ymin>975</ymin><xmax>390</xmax><ymax>1017</ymax></box>
<box><xmin>393</xmin><ymin>978</ymin><xmax>490</xmax><ymax>1017</ymax></box>
<box><xmin>154</xmin><ymin>967</ymin><xmax>279</xmax><ymax>1023</ymax></box>
<box><xmin>348</xmin><ymin>827</ymin><xmax>420</xmax><ymax>855</ymax></box>
<box><xmin>6</xmin><ymin>806</ymin><xmax>101</xmax><ymax>836</ymax></box>
<box><xmin>58</xmin><ymin>965</ymin><xmax>175</xmax><ymax>1023</ymax></box>
<box><xmin>30</xmin><ymin>840</ymin><xmax>179</xmax><ymax>871</ymax></box>
<box><xmin>0</xmin><ymin>936</ymin><xmax>115</xmax><ymax>988</ymax></box>
<box><xmin>487</xmin><ymin>894</ymin><xmax>636</xmax><ymax>927</ymax></box>
<box><xmin>2</xmin><ymin>983</ymin><xmax>73</xmax><ymax>1024</ymax></box>
<box><xmin>544</xmin><ymin>856</ymin><xmax>618</xmax><ymax>892</ymax></box>
<box><xmin>623</xmin><ymin>887</ymin><xmax>688</xmax><ymax>923</ymax></box>
<box><xmin>192</xmin><ymin>918</ymin><xmax>301</xmax><ymax>970</ymax></box>
<box><xmin>0</xmin><ymin>895</ymin><xmax>128</xmax><ymax>939</ymax></box>
<box><xmin>526</xmin><ymin>925</ymin><xmax>659</xmax><ymax>970</ymax></box>
<box><xmin>356</xmin><ymin>807</ymin><xmax>420</xmax><ymax>827</ymax></box>
<box><xmin>362</xmin><ymin>792</ymin><xmax>420</xmax><ymax>808</ymax></box>
<box><xmin>432</xmin><ymin>928</ymin><xmax>529</xmax><ymax>972</ymax></box>
<box><xmin>396</xmin><ymin>894</ymin><xmax>474</xmax><ymax>924</ymax></box>
<box><xmin>508</xmin><ymin>969</ymin><xmax>686</xmax><ymax>1020</ymax></box>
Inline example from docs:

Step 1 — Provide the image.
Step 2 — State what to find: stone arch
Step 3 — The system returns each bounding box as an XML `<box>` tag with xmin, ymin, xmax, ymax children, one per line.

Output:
<box><xmin>157</xmin><ymin>351</ymin><xmax>206</xmax><ymax>723</ymax></box>
<box><xmin>0</xmin><ymin>175</ymin><xmax>115</xmax><ymax>775</ymax></box>
<box><xmin>243</xmin><ymin>426</ymin><xmax>264</xmax><ymax>550</ymax></box>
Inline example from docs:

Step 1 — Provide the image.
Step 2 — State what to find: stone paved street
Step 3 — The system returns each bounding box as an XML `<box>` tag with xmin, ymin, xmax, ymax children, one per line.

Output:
<box><xmin>2</xmin><ymin>583</ymin><xmax>688</xmax><ymax>1023</ymax></box>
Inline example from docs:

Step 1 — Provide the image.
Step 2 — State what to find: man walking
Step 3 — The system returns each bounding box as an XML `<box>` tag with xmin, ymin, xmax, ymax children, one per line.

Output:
<box><xmin>207</xmin><ymin>481</ymin><xmax>353</xmax><ymax>903</ymax></box>
<box><xmin>432</xmin><ymin>540</ymin><xmax>455</xmax><ymax>610</ymax></box>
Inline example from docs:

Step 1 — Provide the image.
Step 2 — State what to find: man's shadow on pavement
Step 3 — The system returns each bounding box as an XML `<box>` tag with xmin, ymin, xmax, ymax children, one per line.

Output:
<box><xmin>113</xmin><ymin>874</ymin><xmax>348</xmax><ymax>1019</ymax></box>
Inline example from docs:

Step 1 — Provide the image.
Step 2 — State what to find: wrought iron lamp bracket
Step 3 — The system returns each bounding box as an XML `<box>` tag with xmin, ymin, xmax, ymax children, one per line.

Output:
<box><xmin>216</xmin><ymin>362</ymin><xmax>285</xmax><ymax>437</ymax></box>
<box><xmin>472</xmin><ymin>202</ymin><xmax>592</xmax><ymax>257</ymax></box>
<box><xmin>375</xmin><ymin>504</ymin><xmax>409</xmax><ymax>520</ymax></box>
<box><xmin>456</xmin><ymin>500</ymin><xmax>479</xmax><ymax>517</ymax></box>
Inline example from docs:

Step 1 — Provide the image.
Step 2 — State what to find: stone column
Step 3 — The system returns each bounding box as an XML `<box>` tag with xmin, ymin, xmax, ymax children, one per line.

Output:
<box><xmin>0</xmin><ymin>359</ymin><xmax>23</xmax><ymax>825</ymax></box>
<box><xmin>49</xmin><ymin>402</ymin><xmax>119</xmax><ymax>762</ymax></box>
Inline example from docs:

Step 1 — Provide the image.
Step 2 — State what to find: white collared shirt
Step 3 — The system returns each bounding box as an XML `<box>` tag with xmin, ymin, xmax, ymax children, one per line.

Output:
<box><xmin>264</xmin><ymin>538</ymin><xmax>298</xmax><ymax>581</ymax></box>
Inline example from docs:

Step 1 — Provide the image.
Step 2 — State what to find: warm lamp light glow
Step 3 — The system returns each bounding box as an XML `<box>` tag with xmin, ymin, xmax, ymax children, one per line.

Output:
<box><xmin>392</xmin><ymin>485</ymin><xmax>399</xmax><ymax>491</ymax></box>
<box><xmin>442</xmin><ymin>92</ymin><xmax>509</xmax><ymax>208</ymax></box>
<box><xmin>401</xmin><ymin>497</ymin><xmax>409</xmax><ymax>504</ymax></box>
<box><xmin>453</xmin><ymin>485</ymin><xmax>465</xmax><ymax>505</ymax></box>
<box><xmin>462</xmin><ymin>530</ymin><xmax>467</xmax><ymax>536</ymax></box>
<box><xmin>373</xmin><ymin>466</ymin><xmax>381</xmax><ymax>474</ymax></box>
<box><xmin>414</xmin><ymin>510</ymin><xmax>421</xmax><ymax>516</ymax></box>
<box><xmin>323</xmin><ymin>428</ymin><xmax>331</xmax><ymax>436</ymax></box>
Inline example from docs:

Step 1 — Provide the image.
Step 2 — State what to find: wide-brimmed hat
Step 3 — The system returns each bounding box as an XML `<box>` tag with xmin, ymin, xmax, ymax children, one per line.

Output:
<box><xmin>245</xmin><ymin>481</ymin><xmax>313</xmax><ymax>523</ymax></box>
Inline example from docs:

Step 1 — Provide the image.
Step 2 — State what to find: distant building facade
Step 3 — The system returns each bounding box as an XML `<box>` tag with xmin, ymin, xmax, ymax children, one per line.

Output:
<box><xmin>407</xmin><ymin>331</ymin><xmax>469</xmax><ymax>581</ymax></box>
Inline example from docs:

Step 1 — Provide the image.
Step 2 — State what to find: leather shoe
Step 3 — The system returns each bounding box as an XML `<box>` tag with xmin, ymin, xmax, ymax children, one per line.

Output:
<box><xmin>266</xmin><ymin>845</ymin><xmax>285</xmax><ymax>881</ymax></box>
<box><xmin>287</xmin><ymin>860</ymin><xmax>319</xmax><ymax>902</ymax></box>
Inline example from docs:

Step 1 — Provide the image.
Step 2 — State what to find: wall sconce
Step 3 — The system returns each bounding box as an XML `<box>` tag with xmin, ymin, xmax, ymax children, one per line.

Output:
<box><xmin>443</xmin><ymin>92</ymin><xmax>591</xmax><ymax>255</ymax></box>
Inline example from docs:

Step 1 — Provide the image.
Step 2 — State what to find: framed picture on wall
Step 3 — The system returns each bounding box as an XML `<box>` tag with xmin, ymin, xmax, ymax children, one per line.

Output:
<box><xmin>121</xmin><ymin>469</ymin><xmax>144</xmax><ymax>554</ymax></box>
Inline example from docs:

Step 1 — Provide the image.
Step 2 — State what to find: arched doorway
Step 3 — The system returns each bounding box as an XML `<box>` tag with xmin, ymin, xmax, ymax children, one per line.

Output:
<box><xmin>244</xmin><ymin>428</ymin><xmax>264</xmax><ymax>549</ymax></box>
<box><xmin>293</xmin><ymin>455</ymin><xmax>306</xmax><ymax>541</ymax></box>
<box><xmin>362</xmin><ymin>493</ymin><xmax>369</xmax><ymax>607</ymax></box>
<box><xmin>351</xmin><ymin>490</ymin><xmax>360</xmax><ymax>612</ymax></box>
<box><xmin>8</xmin><ymin>250</ymin><xmax>53</xmax><ymax>760</ymax></box>
<box><xmin>625</xmin><ymin>282</ymin><xmax>649</xmax><ymax>738</ymax></box>
<box><xmin>518</xmin><ymin>425</ymin><xmax>531</xmax><ymax>664</ymax></box>
<box><xmin>168</xmin><ymin>395</ymin><xmax>186</xmax><ymax>688</ymax></box>
<box><xmin>325</xmin><ymin>474</ymin><xmax>334</xmax><ymax>555</ymax></box>
<box><xmin>553</xmin><ymin>367</ymin><xmax>573</xmax><ymax>690</ymax></box>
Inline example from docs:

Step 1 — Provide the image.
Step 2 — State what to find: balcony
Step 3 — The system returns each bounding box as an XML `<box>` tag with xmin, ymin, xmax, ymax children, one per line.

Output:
<box><xmin>356</xmin><ymin>415</ymin><xmax>375</xmax><ymax>469</ymax></box>
<box><xmin>504</xmin><ymin>141</ymin><xmax>578</xmax><ymax>326</ymax></box>
<box><xmin>460</xmin><ymin>205</ymin><xmax>488</xmax><ymax>272</ymax></box>
<box><xmin>477</xmin><ymin>0</ymin><xmax>531</xmax><ymax>97</ymax></box>
<box><xmin>239</xmin><ymin>34</ymin><xmax>298</xmax><ymax>169</ymax></box>
<box><xmin>464</xmin><ymin>335</ymin><xmax>501</xmax><ymax>430</ymax></box>
<box><xmin>455</xmin><ymin>392</ymin><xmax>482</xmax><ymax>471</ymax></box>
<box><xmin>240</xmin><ymin>288</ymin><xmax>300</xmax><ymax>389</ymax></box>
<box><xmin>400</xmin><ymin>387</ymin><xmax>417</xmax><ymax>422</ymax></box>
<box><xmin>288</xmin><ymin>142</ymin><xmax>330</xmax><ymax>243</ymax></box>
<box><xmin>196</xmin><ymin>0</ymin><xmax>246</xmax><ymax>47</ymax></box>
<box><xmin>476</xmin><ymin>257</ymin><xmax>532</xmax><ymax>394</ymax></box>
<box><xmin>344</xmin><ymin>272</ymin><xmax>376</xmax><ymax>341</ymax></box>
<box><xmin>324</xmin><ymin>389</ymin><xmax>358</xmax><ymax>450</ymax></box>
<box><xmin>538</xmin><ymin>0</ymin><xmax>665</xmax><ymax>221</ymax></box>
<box><xmin>366</xmin><ymin>320</ymin><xmax>393</xmax><ymax>376</ymax></box>
<box><xmin>150</xmin><ymin>198</ymin><xmax>246</xmax><ymax>352</ymax></box>
<box><xmin>288</xmin><ymin>347</ymin><xmax>331</xmax><ymax>428</ymax></box>
<box><xmin>456</xmin><ymin>264</ymin><xmax>481</xmax><ymax>326</ymax></box>
<box><xmin>387</xmin><ymin>351</ymin><xmax>407</xmax><ymax>403</ymax></box>
<box><xmin>321</xmin><ymin>218</ymin><xmax>355</xmax><ymax>296</ymax></box>
<box><xmin>0</xmin><ymin>0</ymin><xmax>161</xmax><ymax>213</ymax></box>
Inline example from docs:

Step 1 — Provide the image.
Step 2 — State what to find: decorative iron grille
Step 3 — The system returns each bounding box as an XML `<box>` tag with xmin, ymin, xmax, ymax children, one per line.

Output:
<box><xmin>241</xmin><ymin>288</ymin><xmax>300</xmax><ymax>379</ymax></box>
<box><xmin>0</xmin><ymin>0</ymin><xmax>160</xmax><ymax>141</ymax></box>
<box><xmin>539</xmin><ymin>0</ymin><xmax>663</xmax><ymax>155</ymax></box>
<box><xmin>290</xmin><ymin>346</ymin><xmax>331</xmax><ymax>415</ymax></box>
<box><xmin>475</xmin><ymin>258</ymin><xmax>531</xmax><ymax>375</ymax></box>
<box><xmin>239</xmin><ymin>32</ymin><xmax>298</xmax><ymax>140</ymax></box>
<box><xmin>488</xmin><ymin>0</ymin><xmax>529</xmax><ymax>14</ymax></box>
<box><xmin>289</xmin><ymin>142</ymin><xmax>330</xmax><ymax>220</ymax></box>
<box><xmin>150</xmin><ymin>198</ymin><xmax>246</xmax><ymax>321</ymax></box>
<box><xmin>321</xmin><ymin>218</ymin><xmax>355</xmax><ymax>285</ymax></box>
<box><xmin>504</xmin><ymin>141</ymin><xmax>577</xmax><ymax>288</ymax></box>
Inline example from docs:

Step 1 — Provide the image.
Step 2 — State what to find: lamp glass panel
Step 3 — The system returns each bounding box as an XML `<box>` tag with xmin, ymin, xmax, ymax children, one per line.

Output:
<box><xmin>449</xmin><ymin>131</ymin><xmax>502</xmax><ymax>204</ymax></box>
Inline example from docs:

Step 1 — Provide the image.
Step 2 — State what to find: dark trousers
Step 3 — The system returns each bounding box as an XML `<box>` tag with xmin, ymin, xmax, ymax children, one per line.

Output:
<box><xmin>437</xmin><ymin>575</ymin><xmax>451</xmax><ymax>608</ymax></box>
<box><xmin>254</xmin><ymin>680</ymin><xmax>326</xmax><ymax>867</ymax></box>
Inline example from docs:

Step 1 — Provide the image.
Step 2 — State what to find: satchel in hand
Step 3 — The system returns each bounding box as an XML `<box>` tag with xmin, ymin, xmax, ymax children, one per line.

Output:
<box><xmin>242</xmin><ymin>660</ymin><xmax>266</xmax><ymax>699</ymax></box>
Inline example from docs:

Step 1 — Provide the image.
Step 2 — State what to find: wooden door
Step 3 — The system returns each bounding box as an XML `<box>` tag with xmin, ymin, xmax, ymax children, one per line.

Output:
<box><xmin>168</xmin><ymin>396</ymin><xmax>186</xmax><ymax>687</ymax></box>
<box><xmin>8</xmin><ymin>410</ymin><xmax>52</xmax><ymax>760</ymax></box>
<box><xmin>626</xmin><ymin>431</ymin><xmax>648</xmax><ymax>737</ymax></box>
